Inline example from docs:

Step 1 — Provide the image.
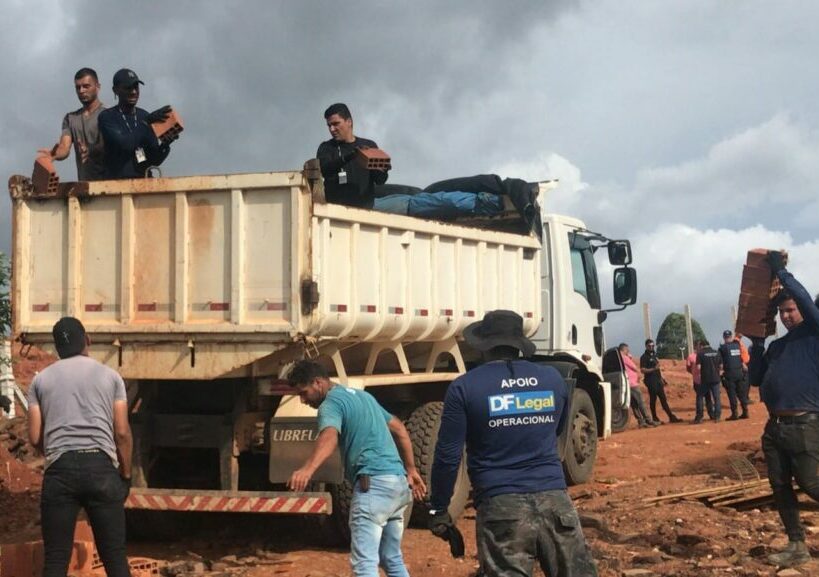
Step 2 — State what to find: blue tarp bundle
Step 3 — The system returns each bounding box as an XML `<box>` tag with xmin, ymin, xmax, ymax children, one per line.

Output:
<box><xmin>374</xmin><ymin>191</ymin><xmax>504</xmax><ymax>218</ymax></box>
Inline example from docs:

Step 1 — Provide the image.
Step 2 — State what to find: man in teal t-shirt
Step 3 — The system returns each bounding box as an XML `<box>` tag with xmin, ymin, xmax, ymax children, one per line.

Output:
<box><xmin>287</xmin><ymin>360</ymin><xmax>426</xmax><ymax>577</ymax></box>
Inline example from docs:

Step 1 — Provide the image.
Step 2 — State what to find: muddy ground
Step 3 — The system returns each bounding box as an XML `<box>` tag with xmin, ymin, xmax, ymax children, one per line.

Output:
<box><xmin>2</xmin><ymin>352</ymin><xmax>817</xmax><ymax>576</ymax></box>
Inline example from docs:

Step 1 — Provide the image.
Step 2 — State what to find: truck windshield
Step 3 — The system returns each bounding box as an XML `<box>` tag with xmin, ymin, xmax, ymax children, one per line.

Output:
<box><xmin>569</xmin><ymin>235</ymin><xmax>602</xmax><ymax>309</ymax></box>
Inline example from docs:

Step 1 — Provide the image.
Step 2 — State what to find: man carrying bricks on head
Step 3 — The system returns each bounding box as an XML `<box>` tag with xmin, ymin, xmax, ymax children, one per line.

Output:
<box><xmin>98</xmin><ymin>68</ymin><xmax>176</xmax><ymax>179</ymax></box>
<box><xmin>749</xmin><ymin>252</ymin><xmax>819</xmax><ymax>568</ymax></box>
<box><xmin>27</xmin><ymin>317</ymin><xmax>133</xmax><ymax>577</ymax></box>
<box><xmin>316</xmin><ymin>103</ymin><xmax>389</xmax><ymax>208</ymax></box>
<box><xmin>39</xmin><ymin>67</ymin><xmax>107</xmax><ymax>181</ymax></box>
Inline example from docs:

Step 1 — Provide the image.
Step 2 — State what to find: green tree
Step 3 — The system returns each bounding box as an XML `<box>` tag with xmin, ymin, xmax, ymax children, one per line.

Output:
<box><xmin>655</xmin><ymin>312</ymin><xmax>707</xmax><ymax>359</ymax></box>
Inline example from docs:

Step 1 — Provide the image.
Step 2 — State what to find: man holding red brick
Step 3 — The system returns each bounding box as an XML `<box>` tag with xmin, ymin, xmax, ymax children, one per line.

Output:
<box><xmin>39</xmin><ymin>68</ymin><xmax>107</xmax><ymax>181</ymax></box>
<box><xmin>98</xmin><ymin>68</ymin><xmax>176</xmax><ymax>179</ymax></box>
<box><xmin>316</xmin><ymin>103</ymin><xmax>389</xmax><ymax>208</ymax></box>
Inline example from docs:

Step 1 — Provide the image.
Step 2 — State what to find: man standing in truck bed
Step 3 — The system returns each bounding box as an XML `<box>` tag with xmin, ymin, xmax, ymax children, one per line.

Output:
<box><xmin>429</xmin><ymin>310</ymin><xmax>598</xmax><ymax>577</ymax></box>
<box><xmin>39</xmin><ymin>67</ymin><xmax>107</xmax><ymax>181</ymax></box>
<box><xmin>27</xmin><ymin>317</ymin><xmax>133</xmax><ymax>577</ymax></box>
<box><xmin>98</xmin><ymin>68</ymin><xmax>175</xmax><ymax>179</ymax></box>
<box><xmin>287</xmin><ymin>360</ymin><xmax>425</xmax><ymax>577</ymax></box>
<box><xmin>316</xmin><ymin>103</ymin><xmax>389</xmax><ymax>208</ymax></box>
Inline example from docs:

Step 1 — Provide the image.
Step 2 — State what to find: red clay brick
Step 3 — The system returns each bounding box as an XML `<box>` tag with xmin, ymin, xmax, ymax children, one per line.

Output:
<box><xmin>735</xmin><ymin>249</ymin><xmax>787</xmax><ymax>338</ymax></box>
<box><xmin>355</xmin><ymin>147</ymin><xmax>391</xmax><ymax>171</ymax></box>
<box><xmin>151</xmin><ymin>109</ymin><xmax>184</xmax><ymax>144</ymax></box>
<box><xmin>32</xmin><ymin>155</ymin><xmax>59</xmax><ymax>195</ymax></box>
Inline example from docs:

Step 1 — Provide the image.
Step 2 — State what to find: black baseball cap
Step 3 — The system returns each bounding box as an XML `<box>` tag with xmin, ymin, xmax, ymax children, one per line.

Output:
<box><xmin>112</xmin><ymin>68</ymin><xmax>144</xmax><ymax>88</ymax></box>
<box><xmin>52</xmin><ymin>317</ymin><xmax>87</xmax><ymax>359</ymax></box>
<box><xmin>723</xmin><ymin>330</ymin><xmax>733</xmax><ymax>338</ymax></box>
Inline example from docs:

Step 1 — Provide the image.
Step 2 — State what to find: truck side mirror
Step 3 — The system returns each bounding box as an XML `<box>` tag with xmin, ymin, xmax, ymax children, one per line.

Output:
<box><xmin>613</xmin><ymin>267</ymin><xmax>637</xmax><ymax>305</ymax></box>
<box><xmin>607</xmin><ymin>241</ymin><xmax>632</xmax><ymax>266</ymax></box>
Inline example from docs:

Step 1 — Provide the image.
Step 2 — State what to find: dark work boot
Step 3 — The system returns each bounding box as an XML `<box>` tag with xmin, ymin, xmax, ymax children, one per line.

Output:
<box><xmin>727</xmin><ymin>413</ymin><xmax>739</xmax><ymax>421</ymax></box>
<box><xmin>739</xmin><ymin>412</ymin><xmax>749</xmax><ymax>419</ymax></box>
<box><xmin>767</xmin><ymin>540</ymin><xmax>810</xmax><ymax>567</ymax></box>
<box><xmin>669</xmin><ymin>415</ymin><xmax>683</xmax><ymax>423</ymax></box>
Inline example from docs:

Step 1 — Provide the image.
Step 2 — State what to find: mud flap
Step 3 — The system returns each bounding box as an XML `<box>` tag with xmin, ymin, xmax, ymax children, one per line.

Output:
<box><xmin>268</xmin><ymin>417</ymin><xmax>343</xmax><ymax>484</ymax></box>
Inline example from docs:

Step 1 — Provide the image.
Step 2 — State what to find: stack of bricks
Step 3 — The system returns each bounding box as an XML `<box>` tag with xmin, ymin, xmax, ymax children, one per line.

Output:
<box><xmin>735</xmin><ymin>249</ymin><xmax>787</xmax><ymax>338</ymax></box>
<box><xmin>151</xmin><ymin>108</ymin><xmax>184</xmax><ymax>145</ymax></box>
<box><xmin>32</xmin><ymin>155</ymin><xmax>59</xmax><ymax>195</ymax></box>
<box><xmin>355</xmin><ymin>147</ymin><xmax>391</xmax><ymax>171</ymax></box>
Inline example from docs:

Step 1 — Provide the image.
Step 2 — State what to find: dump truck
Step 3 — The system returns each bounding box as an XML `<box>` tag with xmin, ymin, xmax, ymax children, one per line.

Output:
<box><xmin>8</xmin><ymin>163</ymin><xmax>636</xmax><ymax>537</ymax></box>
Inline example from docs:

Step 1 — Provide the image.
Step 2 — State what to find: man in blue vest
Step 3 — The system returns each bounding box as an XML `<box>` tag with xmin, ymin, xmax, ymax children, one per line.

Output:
<box><xmin>719</xmin><ymin>330</ymin><xmax>749</xmax><ymax>420</ymax></box>
<box><xmin>750</xmin><ymin>252</ymin><xmax>819</xmax><ymax>568</ymax></box>
<box><xmin>429</xmin><ymin>310</ymin><xmax>598</xmax><ymax>577</ymax></box>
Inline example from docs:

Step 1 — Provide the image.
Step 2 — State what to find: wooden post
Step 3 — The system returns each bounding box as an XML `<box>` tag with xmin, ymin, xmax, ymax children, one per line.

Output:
<box><xmin>642</xmin><ymin>302</ymin><xmax>652</xmax><ymax>341</ymax></box>
<box><xmin>730</xmin><ymin>305</ymin><xmax>737</xmax><ymax>332</ymax></box>
<box><xmin>684</xmin><ymin>305</ymin><xmax>694</xmax><ymax>357</ymax></box>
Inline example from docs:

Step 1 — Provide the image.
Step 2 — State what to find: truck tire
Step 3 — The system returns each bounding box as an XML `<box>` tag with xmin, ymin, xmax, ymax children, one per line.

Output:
<box><xmin>327</xmin><ymin>479</ymin><xmax>414</xmax><ymax>546</ymax></box>
<box><xmin>405</xmin><ymin>402</ymin><xmax>470</xmax><ymax>527</ymax></box>
<box><xmin>610</xmin><ymin>405</ymin><xmax>630</xmax><ymax>433</ymax></box>
<box><xmin>562</xmin><ymin>388</ymin><xmax>598</xmax><ymax>485</ymax></box>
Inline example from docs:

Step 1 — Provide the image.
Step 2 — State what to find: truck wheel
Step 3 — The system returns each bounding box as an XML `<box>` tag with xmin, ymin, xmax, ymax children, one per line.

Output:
<box><xmin>610</xmin><ymin>405</ymin><xmax>630</xmax><ymax>433</ymax></box>
<box><xmin>405</xmin><ymin>401</ymin><xmax>470</xmax><ymax>527</ymax></box>
<box><xmin>563</xmin><ymin>389</ymin><xmax>598</xmax><ymax>485</ymax></box>
<box><xmin>327</xmin><ymin>479</ymin><xmax>414</xmax><ymax>546</ymax></box>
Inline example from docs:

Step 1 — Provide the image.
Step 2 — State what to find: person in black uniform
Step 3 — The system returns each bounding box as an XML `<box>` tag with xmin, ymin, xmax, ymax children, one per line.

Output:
<box><xmin>719</xmin><ymin>330</ymin><xmax>749</xmax><ymax>420</ymax></box>
<box><xmin>750</xmin><ymin>251</ymin><xmax>819</xmax><ymax>568</ymax></box>
<box><xmin>695</xmin><ymin>341</ymin><xmax>722</xmax><ymax>423</ymax></box>
<box><xmin>640</xmin><ymin>339</ymin><xmax>682</xmax><ymax>424</ymax></box>
<box><xmin>316</xmin><ymin>103</ymin><xmax>389</xmax><ymax>208</ymax></box>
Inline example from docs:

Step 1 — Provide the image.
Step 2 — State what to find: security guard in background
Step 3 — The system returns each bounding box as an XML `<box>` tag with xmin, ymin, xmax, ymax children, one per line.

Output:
<box><xmin>719</xmin><ymin>330</ymin><xmax>749</xmax><ymax>420</ymax></box>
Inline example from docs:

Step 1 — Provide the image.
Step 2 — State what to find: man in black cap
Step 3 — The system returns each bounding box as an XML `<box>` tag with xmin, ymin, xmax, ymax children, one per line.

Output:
<box><xmin>640</xmin><ymin>339</ymin><xmax>682</xmax><ymax>424</ymax></box>
<box><xmin>27</xmin><ymin>317</ymin><xmax>133</xmax><ymax>577</ymax></box>
<box><xmin>719</xmin><ymin>329</ymin><xmax>749</xmax><ymax>420</ymax></box>
<box><xmin>429</xmin><ymin>310</ymin><xmax>598</xmax><ymax>577</ymax></box>
<box><xmin>98</xmin><ymin>68</ymin><xmax>176</xmax><ymax>179</ymax></box>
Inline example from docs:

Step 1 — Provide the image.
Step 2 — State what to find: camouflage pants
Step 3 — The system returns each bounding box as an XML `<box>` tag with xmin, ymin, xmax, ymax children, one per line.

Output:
<box><xmin>476</xmin><ymin>490</ymin><xmax>598</xmax><ymax>577</ymax></box>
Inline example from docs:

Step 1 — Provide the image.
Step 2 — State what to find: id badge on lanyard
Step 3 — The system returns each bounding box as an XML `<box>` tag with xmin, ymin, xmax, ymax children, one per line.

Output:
<box><xmin>337</xmin><ymin>145</ymin><xmax>347</xmax><ymax>184</ymax></box>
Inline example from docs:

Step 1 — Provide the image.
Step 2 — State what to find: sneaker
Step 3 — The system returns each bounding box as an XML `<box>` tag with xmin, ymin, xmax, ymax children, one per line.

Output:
<box><xmin>739</xmin><ymin>413</ymin><xmax>750</xmax><ymax>419</ymax></box>
<box><xmin>669</xmin><ymin>416</ymin><xmax>683</xmax><ymax>423</ymax></box>
<box><xmin>727</xmin><ymin>415</ymin><xmax>739</xmax><ymax>421</ymax></box>
<box><xmin>692</xmin><ymin>418</ymin><xmax>703</xmax><ymax>424</ymax></box>
<box><xmin>767</xmin><ymin>540</ymin><xmax>811</xmax><ymax>567</ymax></box>
<box><xmin>652</xmin><ymin>419</ymin><xmax>663</xmax><ymax>426</ymax></box>
<box><xmin>646</xmin><ymin>420</ymin><xmax>658</xmax><ymax>427</ymax></box>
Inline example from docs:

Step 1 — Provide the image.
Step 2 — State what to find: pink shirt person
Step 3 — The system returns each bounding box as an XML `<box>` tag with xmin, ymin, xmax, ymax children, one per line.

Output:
<box><xmin>621</xmin><ymin>351</ymin><xmax>641</xmax><ymax>388</ymax></box>
<box><xmin>686</xmin><ymin>351</ymin><xmax>701</xmax><ymax>385</ymax></box>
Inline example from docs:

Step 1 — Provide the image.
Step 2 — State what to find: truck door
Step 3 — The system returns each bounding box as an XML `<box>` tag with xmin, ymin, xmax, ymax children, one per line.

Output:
<box><xmin>566</xmin><ymin>231</ymin><xmax>603</xmax><ymax>361</ymax></box>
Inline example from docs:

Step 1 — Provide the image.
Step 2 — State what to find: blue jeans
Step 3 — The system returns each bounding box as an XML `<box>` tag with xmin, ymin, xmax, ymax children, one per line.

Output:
<box><xmin>349</xmin><ymin>474</ymin><xmax>411</xmax><ymax>577</ymax></box>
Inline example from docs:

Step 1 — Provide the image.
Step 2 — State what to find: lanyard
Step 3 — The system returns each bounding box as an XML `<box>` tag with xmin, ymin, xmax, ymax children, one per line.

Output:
<box><xmin>118</xmin><ymin>106</ymin><xmax>138</xmax><ymax>133</ymax></box>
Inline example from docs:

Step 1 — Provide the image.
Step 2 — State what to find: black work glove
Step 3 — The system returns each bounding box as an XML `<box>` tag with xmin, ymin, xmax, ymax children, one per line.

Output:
<box><xmin>429</xmin><ymin>511</ymin><xmax>465</xmax><ymax>558</ymax></box>
<box><xmin>767</xmin><ymin>250</ymin><xmax>787</xmax><ymax>274</ymax></box>
<box><xmin>0</xmin><ymin>395</ymin><xmax>11</xmax><ymax>413</ymax></box>
<box><xmin>145</xmin><ymin>105</ymin><xmax>172</xmax><ymax>124</ymax></box>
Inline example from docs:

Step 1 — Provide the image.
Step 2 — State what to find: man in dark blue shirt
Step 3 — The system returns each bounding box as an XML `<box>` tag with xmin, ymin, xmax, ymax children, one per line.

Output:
<box><xmin>749</xmin><ymin>251</ymin><xmax>819</xmax><ymax>568</ymax></box>
<box><xmin>98</xmin><ymin>69</ymin><xmax>175</xmax><ymax>179</ymax></box>
<box><xmin>429</xmin><ymin>310</ymin><xmax>598</xmax><ymax>577</ymax></box>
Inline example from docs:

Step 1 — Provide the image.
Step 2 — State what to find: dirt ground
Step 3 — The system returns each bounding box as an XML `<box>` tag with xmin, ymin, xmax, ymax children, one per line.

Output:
<box><xmin>2</xmin><ymin>352</ymin><xmax>817</xmax><ymax>576</ymax></box>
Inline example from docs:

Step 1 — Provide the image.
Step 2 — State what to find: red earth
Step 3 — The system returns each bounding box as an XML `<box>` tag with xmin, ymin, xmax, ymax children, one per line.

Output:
<box><xmin>2</xmin><ymin>352</ymin><xmax>816</xmax><ymax>576</ymax></box>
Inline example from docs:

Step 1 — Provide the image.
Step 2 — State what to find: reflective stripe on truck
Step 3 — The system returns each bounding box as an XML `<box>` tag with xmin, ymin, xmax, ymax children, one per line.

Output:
<box><xmin>125</xmin><ymin>488</ymin><xmax>331</xmax><ymax>514</ymax></box>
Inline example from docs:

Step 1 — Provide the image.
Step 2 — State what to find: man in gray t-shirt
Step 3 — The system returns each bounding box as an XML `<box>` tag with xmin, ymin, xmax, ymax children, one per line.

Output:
<box><xmin>27</xmin><ymin>317</ymin><xmax>132</xmax><ymax>577</ymax></box>
<box><xmin>39</xmin><ymin>67</ymin><xmax>107</xmax><ymax>181</ymax></box>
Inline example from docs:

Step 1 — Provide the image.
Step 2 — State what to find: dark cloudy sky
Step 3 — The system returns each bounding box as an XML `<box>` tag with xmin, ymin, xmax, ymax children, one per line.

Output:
<box><xmin>2</xmin><ymin>1</ymin><xmax>818</xmax><ymax>349</ymax></box>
